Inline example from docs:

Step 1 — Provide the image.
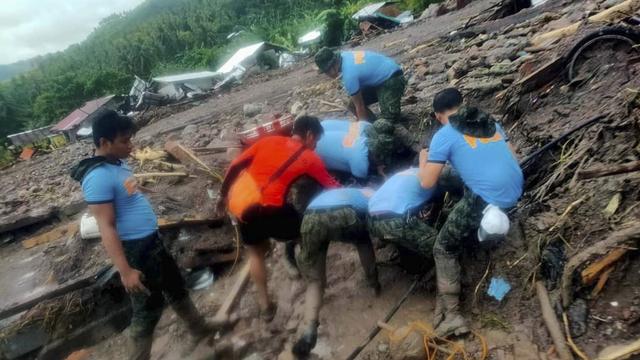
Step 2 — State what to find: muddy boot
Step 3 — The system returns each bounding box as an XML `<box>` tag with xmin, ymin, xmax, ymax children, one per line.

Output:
<box><xmin>356</xmin><ymin>242</ymin><xmax>381</xmax><ymax>296</ymax></box>
<box><xmin>284</xmin><ymin>241</ymin><xmax>301</xmax><ymax>279</ymax></box>
<box><xmin>433</xmin><ymin>247</ymin><xmax>469</xmax><ymax>338</ymax></box>
<box><xmin>292</xmin><ymin>320</ymin><xmax>319</xmax><ymax>358</ymax></box>
<box><xmin>127</xmin><ymin>335</ymin><xmax>153</xmax><ymax>360</ymax></box>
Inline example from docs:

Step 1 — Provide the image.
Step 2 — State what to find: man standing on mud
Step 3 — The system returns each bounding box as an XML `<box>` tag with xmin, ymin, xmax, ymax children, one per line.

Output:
<box><xmin>71</xmin><ymin>110</ymin><xmax>225</xmax><ymax>360</ymax></box>
<box><xmin>217</xmin><ymin>115</ymin><xmax>340</xmax><ymax>321</ymax></box>
<box><xmin>292</xmin><ymin>187</ymin><xmax>380</xmax><ymax>357</ymax></box>
<box><xmin>418</xmin><ymin>104</ymin><xmax>523</xmax><ymax>337</ymax></box>
<box><xmin>315</xmin><ymin>47</ymin><xmax>415</xmax><ymax>154</ymax></box>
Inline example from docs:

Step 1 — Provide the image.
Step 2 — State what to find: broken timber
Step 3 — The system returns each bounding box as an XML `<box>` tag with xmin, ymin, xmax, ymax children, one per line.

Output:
<box><xmin>215</xmin><ymin>261</ymin><xmax>251</xmax><ymax>319</ymax></box>
<box><xmin>134</xmin><ymin>172</ymin><xmax>188</xmax><ymax>179</ymax></box>
<box><xmin>561</xmin><ymin>224</ymin><xmax>640</xmax><ymax>307</ymax></box>
<box><xmin>164</xmin><ymin>140</ymin><xmax>222</xmax><ymax>181</ymax></box>
<box><xmin>581</xmin><ymin>248</ymin><xmax>628</xmax><ymax>286</ymax></box>
<box><xmin>22</xmin><ymin>223</ymin><xmax>79</xmax><ymax>249</ymax></box>
<box><xmin>596</xmin><ymin>338</ymin><xmax>640</xmax><ymax>360</ymax></box>
<box><xmin>157</xmin><ymin>215</ymin><xmax>224</xmax><ymax>229</ymax></box>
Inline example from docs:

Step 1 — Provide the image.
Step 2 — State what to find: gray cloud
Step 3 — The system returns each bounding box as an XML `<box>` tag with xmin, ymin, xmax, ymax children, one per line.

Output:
<box><xmin>0</xmin><ymin>0</ymin><xmax>145</xmax><ymax>64</ymax></box>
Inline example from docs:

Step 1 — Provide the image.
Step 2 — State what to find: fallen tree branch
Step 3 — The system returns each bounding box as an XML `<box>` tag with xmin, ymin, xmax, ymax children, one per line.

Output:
<box><xmin>134</xmin><ymin>172</ymin><xmax>188</xmax><ymax>179</ymax></box>
<box><xmin>578</xmin><ymin>160</ymin><xmax>640</xmax><ymax>179</ymax></box>
<box><xmin>561</xmin><ymin>224</ymin><xmax>640</xmax><ymax>307</ymax></box>
<box><xmin>536</xmin><ymin>281</ymin><xmax>574</xmax><ymax>360</ymax></box>
<box><xmin>562</xmin><ymin>312</ymin><xmax>589</xmax><ymax>360</ymax></box>
<box><xmin>215</xmin><ymin>261</ymin><xmax>251</xmax><ymax>321</ymax></box>
<box><xmin>596</xmin><ymin>338</ymin><xmax>640</xmax><ymax>360</ymax></box>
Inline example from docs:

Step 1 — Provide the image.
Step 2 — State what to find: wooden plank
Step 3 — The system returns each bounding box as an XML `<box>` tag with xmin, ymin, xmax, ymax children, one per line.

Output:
<box><xmin>157</xmin><ymin>215</ymin><xmax>223</xmax><ymax>229</ymax></box>
<box><xmin>591</xmin><ymin>267</ymin><xmax>614</xmax><ymax>298</ymax></box>
<box><xmin>215</xmin><ymin>262</ymin><xmax>251</xmax><ymax>318</ymax></box>
<box><xmin>515</xmin><ymin>56</ymin><xmax>566</xmax><ymax>94</ymax></box>
<box><xmin>596</xmin><ymin>338</ymin><xmax>640</xmax><ymax>360</ymax></box>
<box><xmin>164</xmin><ymin>140</ymin><xmax>212</xmax><ymax>172</ymax></box>
<box><xmin>581</xmin><ymin>248</ymin><xmax>628</xmax><ymax>286</ymax></box>
<box><xmin>22</xmin><ymin>223</ymin><xmax>79</xmax><ymax>249</ymax></box>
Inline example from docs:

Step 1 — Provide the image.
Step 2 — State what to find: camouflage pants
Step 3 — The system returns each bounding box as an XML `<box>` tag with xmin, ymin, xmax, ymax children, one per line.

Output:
<box><xmin>297</xmin><ymin>207</ymin><xmax>378</xmax><ymax>286</ymax></box>
<box><xmin>376</xmin><ymin>73</ymin><xmax>406</xmax><ymax>122</ymax></box>
<box><xmin>433</xmin><ymin>189</ymin><xmax>487</xmax><ymax>294</ymax></box>
<box><xmin>122</xmin><ymin>233</ymin><xmax>188</xmax><ymax>339</ymax></box>
<box><xmin>368</xmin><ymin>215</ymin><xmax>438</xmax><ymax>260</ymax></box>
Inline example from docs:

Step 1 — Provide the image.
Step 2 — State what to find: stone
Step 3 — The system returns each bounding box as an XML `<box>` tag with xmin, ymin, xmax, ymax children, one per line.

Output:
<box><xmin>415</xmin><ymin>65</ymin><xmax>429</xmax><ymax>78</ymax></box>
<box><xmin>420</xmin><ymin>3</ymin><xmax>442</xmax><ymax>19</ymax></box>
<box><xmin>428</xmin><ymin>63</ymin><xmax>446</xmax><ymax>74</ymax></box>
<box><xmin>389</xmin><ymin>326</ymin><xmax>426</xmax><ymax>360</ymax></box>
<box><xmin>290</xmin><ymin>101</ymin><xmax>305</xmax><ymax>116</ymax></box>
<box><xmin>243</xmin><ymin>103</ymin><xmax>263</xmax><ymax>118</ymax></box>
<box><xmin>378</xmin><ymin>342</ymin><xmax>390</xmax><ymax>353</ymax></box>
<box><xmin>243</xmin><ymin>354</ymin><xmax>264</xmax><ymax>360</ymax></box>
<box><xmin>603</xmin><ymin>0</ymin><xmax>624</xmax><ymax>8</ymax></box>
<box><xmin>464</xmin><ymin>78</ymin><xmax>504</xmax><ymax>95</ymax></box>
<box><xmin>482</xmin><ymin>39</ymin><xmax>498</xmax><ymax>49</ymax></box>
<box><xmin>486</xmin><ymin>47</ymin><xmax>519</xmax><ymax>65</ymax></box>
<box><xmin>181</xmin><ymin>124</ymin><xmax>197</xmax><ymax>137</ymax></box>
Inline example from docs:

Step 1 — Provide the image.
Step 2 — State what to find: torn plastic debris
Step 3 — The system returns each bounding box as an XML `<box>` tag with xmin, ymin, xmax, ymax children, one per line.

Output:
<box><xmin>298</xmin><ymin>29</ymin><xmax>322</xmax><ymax>46</ymax></box>
<box><xmin>352</xmin><ymin>1</ymin><xmax>413</xmax><ymax>30</ymax></box>
<box><xmin>487</xmin><ymin>277</ymin><xmax>511</xmax><ymax>301</ymax></box>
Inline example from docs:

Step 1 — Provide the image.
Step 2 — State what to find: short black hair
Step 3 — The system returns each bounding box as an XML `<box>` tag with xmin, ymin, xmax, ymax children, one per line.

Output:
<box><xmin>433</xmin><ymin>88</ymin><xmax>463</xmax><ymax>113</ymax></box>
<box><xmin>292</xmin><ymin>115</ymin><xmax>324</xmax><ymax>138</ymax></box>
<box><xmin>92</xmin><ymin>109</ymin><xmax>137</xmax><ymax>147</ymax></box>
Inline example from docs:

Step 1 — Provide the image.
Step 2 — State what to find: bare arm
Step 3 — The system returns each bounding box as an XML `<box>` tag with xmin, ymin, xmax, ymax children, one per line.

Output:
<box><xmin>89</xmin><ymin>203</ymin><xmax>149</xmax><ymax>294</ymax></box>
<box><xmin>351</xmin><ymin>92</ymin><xmax>370</xmax><ymax>121</ymax></box>
<box><xmin>508</xmin><ymin>142</ymin><xmax>518</xmax><ymax>160</ymax></box>
<box><xmin>418</xmin><ymin>149</ymin><xmax>445</xmax><ymax>189</ymax></box>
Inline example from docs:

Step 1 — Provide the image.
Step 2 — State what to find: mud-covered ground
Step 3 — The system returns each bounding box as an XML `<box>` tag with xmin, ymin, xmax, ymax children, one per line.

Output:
<box><xmin>2</xmin><ymin>0</ymin><xmax>639</xmax><ymax>359</ymax></box>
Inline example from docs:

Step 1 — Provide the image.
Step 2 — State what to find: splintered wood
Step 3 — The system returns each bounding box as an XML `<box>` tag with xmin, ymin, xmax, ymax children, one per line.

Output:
<box><xmin>22</xmin><ymin>223</ymin><xmax>79</xmax><ymax>249</ymax></box>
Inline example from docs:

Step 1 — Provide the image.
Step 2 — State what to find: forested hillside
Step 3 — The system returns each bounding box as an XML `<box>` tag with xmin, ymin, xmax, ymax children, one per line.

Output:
<box><xmin>0</xmin><ymin>0</ymin><xmax>435</xmax><ymax>143</ymax></box>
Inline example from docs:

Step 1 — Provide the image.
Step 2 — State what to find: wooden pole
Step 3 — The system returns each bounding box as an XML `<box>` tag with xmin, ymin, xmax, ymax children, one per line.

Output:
<box><xmin>536</xmin><ymin>281</ymin><xmax>574</xmax><ymax>360</ymax></box>
<box><xmin>578</xmin><ymin>160</ymin><xmax>640</xmax><ymax>180</ymax></box>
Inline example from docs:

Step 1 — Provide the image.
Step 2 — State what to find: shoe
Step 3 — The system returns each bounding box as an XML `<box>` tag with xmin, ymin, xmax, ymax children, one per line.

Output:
<box><xmin>434</xmin><ymin>313</ymin><xmax>469</xmax><ymax>338</ymax></box>
<box><xmin>433</xmin><ymin>296</ymin><xmax>445</xmax><ymax>328</ymax></box>
<box><xmin>292</xmin><ymin>322</ymin><xmax>319</xmax><ymax>357</ymax></box>
<box><xmin>126</xmin><ymin>335</ymin><xmax>153</xmax><ymax>360</ymax></box>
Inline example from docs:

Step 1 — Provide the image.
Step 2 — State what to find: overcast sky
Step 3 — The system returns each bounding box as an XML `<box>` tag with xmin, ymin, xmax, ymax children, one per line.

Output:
<box><xmin>0</xmin><ymin>0</ymin><xmax>146</xmax><ymax>65</ymax></box>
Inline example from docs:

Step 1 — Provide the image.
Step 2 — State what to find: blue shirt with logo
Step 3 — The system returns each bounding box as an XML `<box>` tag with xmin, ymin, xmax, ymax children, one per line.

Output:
<box><xmin>307</xmin><ymin>187</ymin><xmax>374</xmax><ymax>213</ymax></box>
<box><xmin>316</xmin><ymin>119</ymin><xmax>371</xmax><ymax>178</ymax></box>
<box><xmin>369</xmin><ymin>168</ymin><xmax>436</xmax><ymax>215</ymax></box>
<box><xmin>81</xmin><ymin>162</ymin><xmax>158</xmax><ymax>241</ymax></box>
<box><xmin>341</xmin><ymin>51</ymin><xmax>401</xmax><ymax>96</ymax></box>
<box><xmin>428</xmin><ymin>124</ymin><xmax>523</xmax><ymax>208</ymax></box>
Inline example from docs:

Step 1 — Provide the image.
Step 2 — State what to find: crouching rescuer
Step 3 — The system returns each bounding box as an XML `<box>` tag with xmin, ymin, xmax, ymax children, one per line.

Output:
<box><xmin>418</xmin><ymin>105</ymin><xmax>523</xmax><ymax>337</ymax></box>
<box><xmin>71</xmin><ymin>110</ymin><xmax>226</xmax><ymax>360</ymax></box>
<box><xmin>293</xmin><ymin>187</ymin><xmax>380</xmax><ymax>357</ymax></box>
<box><xmin>217</xmin><ymin>116</ymin><xmax>340</xmax><ymax>322</ymax></box>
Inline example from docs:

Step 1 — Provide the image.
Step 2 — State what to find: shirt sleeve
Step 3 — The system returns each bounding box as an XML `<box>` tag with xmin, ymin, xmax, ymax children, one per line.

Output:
<box><xmin>305</xmin><ymin>152</ymin><xmax>341</xmax><ymax>188</ymax></box>
<box><xmin>427</xmin><ymin>130</ymin><xmax>451</xmax><ymax>164</ymax></box>
<box><xmin>342</xmin><ymin>72</ymin><xmax>360</xmax><ymax>96</ymax></box>
<box><xmin>495</xmin><ymin>123</ymin><xmax>509</xmax><ymax>142</ymax></box>
<box><xmin>229</xmin><ymin>139</ymin><xmax>259</xmax><ymax>169</ymax></box>
<box><xmin>82</xmin><ymin>167</ymin><xmax>115</xmax><ymax>204</ymax></box>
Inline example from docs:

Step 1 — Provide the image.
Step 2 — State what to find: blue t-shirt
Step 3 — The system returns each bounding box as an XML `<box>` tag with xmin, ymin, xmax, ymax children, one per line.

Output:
<box><xmin>81</xmin><ymin>161</ymin><xmax>158</xmax><ymax>241</ymax></box>
<box><xmin>307</xmin><ymin>187</ymin><xmax>374</xmax><ymax>213</ymax></box>
<box><xmin>428</xmin><ymin>124</ymin><xmax>523</xmax><ymax>208</ymax></box>
<box><xmin>316</xmin><ymin>119</ymin><xmax>371</xmax><ymax>178</ymax></box>
<box><xmin>341</xmin><ymin>51</ymin><xmax>401</xmax><ymax>96</ymax></box>
<box><xmin>369</xmin><ymin>168</ymin><xmax>436</xmax><ymax>215</ymax></box>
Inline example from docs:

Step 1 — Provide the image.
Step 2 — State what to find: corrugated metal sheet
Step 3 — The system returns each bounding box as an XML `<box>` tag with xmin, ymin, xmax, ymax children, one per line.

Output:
<box><xmin>52</xmin><ymin>95</ymin><xmax>115</xmax><ymax>132</ymax></box>
<box><xmin>152</xmin><ymin>71</ymin><xmax>219</xmax><ymax>84</ymax></box>
<box><xmin>217</xmin><ymin>42</ymin><xmax>266</xmax><ymax>74</ymax></box>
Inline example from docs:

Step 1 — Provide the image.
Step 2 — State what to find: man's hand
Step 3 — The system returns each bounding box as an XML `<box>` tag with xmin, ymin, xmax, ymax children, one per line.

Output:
<box><xmin>120</xmin><ymin>267</ymin><xmax>150</xmax><ymax>295</ymax></box>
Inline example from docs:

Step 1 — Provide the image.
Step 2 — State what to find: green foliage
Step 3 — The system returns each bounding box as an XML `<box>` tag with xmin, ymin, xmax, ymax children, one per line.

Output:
<box><xmin>404</xmin><ymin>0</ymin><xmax>442</xmax><ymax>13</ymax></box>
<box><xmin>0</xmin><ymin>0</ymin><xmax>429</xmax><ymax>139</ymax></box>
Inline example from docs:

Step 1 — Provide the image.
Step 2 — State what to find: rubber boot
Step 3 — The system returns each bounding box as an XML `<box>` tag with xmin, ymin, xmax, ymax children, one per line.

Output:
<box><xmin>292</xmin><ymin>320</ymin><xmax>319</xmax><ymax>358</ymax></box>
<box><xmin>433</xmin><ymin>248</ymin><xmax>469</xmax><ymax>337</ymax></box>
<box><xmin>127</xmin><ymin>335</ymin><xmax>153</xmax><ymax>360</ymax></box>
<box><xmin>432</xmin><ymin>295</ymin><xmax>445</xmax><ymax>328</ymax></box>
<box><xmin>356</xmin><ymin>242</ymin><xmax>381</xmax><ymax>296</ymax></box>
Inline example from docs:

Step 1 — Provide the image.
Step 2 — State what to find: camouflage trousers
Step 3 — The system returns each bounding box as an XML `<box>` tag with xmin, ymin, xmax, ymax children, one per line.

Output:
<box><xmin>368</xmin><ymin>215</ymin><xmax>438</xmax><ymax>260</ymax></box>
<box><xmin>122</xmin><ymin>233</ymin><xmax>188</xmax><ymax>339</ymax></box>
<box><xmin>376</xmin><ymin>73</ymin><xmax>406</xmax><ymax>122</ymax></box>
<box><xmin>433</xmin><ymin>189</ymin><xmax>487</xmax><ymax>294</ymax></box>
<box><xmin>297</xmin><ymin>207</ymin><xmax>378</xmax><ymax>286</ymax></box>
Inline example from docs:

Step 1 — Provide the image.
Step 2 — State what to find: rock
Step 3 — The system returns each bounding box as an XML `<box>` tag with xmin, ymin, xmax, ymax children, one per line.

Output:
<box><xmin>486</xmin><ymin>47</ymin><xmax>519</xmax><ymax>65</ymax></box>
<box><xmin>482</xmin><ymin>39</ymin><xmax>498</xmax><ymax>49</ymax></box>
<box><xmin>243</xmin><ymin>354</ymin><xmax>264</xmax><ymax>360</ymax></box>
<box><xmin>463</xmin><ymin>78</ymin><xmax>504</xmax><ymax>95</ymax></box>
<box><xmin>378</xmin><ymin>342</ymin><xmax>390</xmax><ymax>353</ymax></box>
<box><xmin>428</xmin><ymin>63</ymin><xmax>446</xmax><ymax>74</ymax></box>
<box><xmin>389</xmin><ymin>326</ymin><xmax>426</xmax><ymax>360</ymax></box>
<box><xmin>181</xmin><ymin>124</ymin><xmax>197</xmax><ymax>137</ymax></box>
<box><xmin>290</xmin><ymin>101</ymin><xmax>305</xmax><ymax>116</ymax></box>
<box><xmin>420</xmin><ymin>3</ymin><xmax>443</xmax><ymax>19</ymax></box>
<box><xmin>415</xmin><ymin>65</ymin><xmax>429</xmax><ymax>79</ymax></box>
<box><xmin>243</xmin><ymin>103</ymin><xmax>263</xmax><ymax>118</ymax></box>
<box><xmin>603</xmin><ymin>0</ymin><xmax>624</xmax><ymax>8</ymax></box>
